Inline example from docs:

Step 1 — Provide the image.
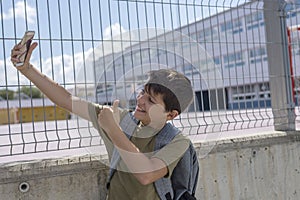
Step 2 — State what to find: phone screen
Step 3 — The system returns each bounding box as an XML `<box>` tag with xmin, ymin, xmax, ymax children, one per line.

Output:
<box><xmin>15</xmin><ymin>31</ymin><xmax>35</xmax><ymax>67</ymax></box>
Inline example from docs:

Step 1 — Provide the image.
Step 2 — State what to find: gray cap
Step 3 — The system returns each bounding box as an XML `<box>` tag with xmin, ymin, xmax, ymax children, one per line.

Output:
<box><xmin>145</xmin><ymin>69</ymin><xmax>194</xmax><ymax>113</ymax></box>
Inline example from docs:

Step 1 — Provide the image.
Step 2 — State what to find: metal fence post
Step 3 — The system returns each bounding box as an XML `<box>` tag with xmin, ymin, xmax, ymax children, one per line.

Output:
<box><xmin>264</xmin><ymin>0</ymin><xmax>296</xmax><ymax>131</ymax></box>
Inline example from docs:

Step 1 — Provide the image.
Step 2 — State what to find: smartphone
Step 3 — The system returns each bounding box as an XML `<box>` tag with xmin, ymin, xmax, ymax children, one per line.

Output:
<box><xmin>15</xmin><ymin>31</ymin><xmax>35</xmax><ymax>67</ymax></box>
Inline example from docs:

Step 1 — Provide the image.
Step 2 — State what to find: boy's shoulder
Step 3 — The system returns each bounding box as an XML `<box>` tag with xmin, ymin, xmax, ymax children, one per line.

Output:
<box><xmin>154</xmin><ymin>122</ymin><xmax>189</xmax><ymax>147</ymax></box>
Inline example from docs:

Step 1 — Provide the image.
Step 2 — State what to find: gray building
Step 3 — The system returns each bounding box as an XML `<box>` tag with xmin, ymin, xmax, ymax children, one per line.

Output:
<box><xmin>94</xmin><ymin>0</ymin><xmax>300</xmax><ymax>111</ymax></box>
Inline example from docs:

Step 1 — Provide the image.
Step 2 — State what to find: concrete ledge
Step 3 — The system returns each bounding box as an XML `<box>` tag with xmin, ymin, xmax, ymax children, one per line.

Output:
<box><xmin>202</xmin><ymin>131</ymin><xmax>300</xmax><ymax>153</ymax></box>
<box><xmin>0</xmin><ymin>154</ymin><xmax>109</xmax><ymax>184</ymax></box>
<box><xmin>1</xmin><ymin>131</ymin><xmax>300</xmax><ymax>199</ymax></box>
<box><xmin>0</xmin><ymin>154</ymin><xmax>110</xmax><ymax>200</ymax></box>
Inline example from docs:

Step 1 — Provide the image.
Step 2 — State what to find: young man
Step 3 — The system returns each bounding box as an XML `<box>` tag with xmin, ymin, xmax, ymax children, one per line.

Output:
<box><xmin>11</xmin><ymin>41</ymin><xmax>195</xmax><ymax>200</ymax></box>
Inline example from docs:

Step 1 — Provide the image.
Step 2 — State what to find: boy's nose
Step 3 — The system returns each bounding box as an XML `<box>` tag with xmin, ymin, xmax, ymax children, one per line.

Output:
<box><xmin>137</xmin><ymin>93</ymin><xmax>146</xmax><ymax>104</ymax></box>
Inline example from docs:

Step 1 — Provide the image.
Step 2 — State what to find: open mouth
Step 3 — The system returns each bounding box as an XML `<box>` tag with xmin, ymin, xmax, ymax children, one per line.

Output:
<box><xmin>136</xmin><ymin>106</ymin><xmax>146</xmax><ymax>113</ymax></box>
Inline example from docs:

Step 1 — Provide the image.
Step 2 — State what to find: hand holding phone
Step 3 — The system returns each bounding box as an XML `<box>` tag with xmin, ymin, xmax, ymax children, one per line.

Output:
<box><xmin>15</xmin><ymin>31</ymin><xmax>35</xmax><ymax>67</ymax></box>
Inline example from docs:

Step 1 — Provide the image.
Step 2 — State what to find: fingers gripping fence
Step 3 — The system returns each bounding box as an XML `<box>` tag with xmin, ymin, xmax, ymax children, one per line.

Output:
<box><xmin>0</xmin><ymin>0</ymin><xmax>299</xmax><ymax>158</ymax></box>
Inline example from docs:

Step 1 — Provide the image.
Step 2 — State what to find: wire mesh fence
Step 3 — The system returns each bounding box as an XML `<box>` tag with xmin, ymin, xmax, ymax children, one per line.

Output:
<box><xmin>0</xmin><ymin>0</ymin><xmax>299</xmax><ymax>157</ymax></box>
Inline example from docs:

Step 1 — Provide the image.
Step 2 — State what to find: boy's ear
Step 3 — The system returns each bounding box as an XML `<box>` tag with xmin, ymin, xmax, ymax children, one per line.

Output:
<box><xmin>167</xmin><ymin>110</ymin><xmax>179</xmax><ymax>120</ymax></box>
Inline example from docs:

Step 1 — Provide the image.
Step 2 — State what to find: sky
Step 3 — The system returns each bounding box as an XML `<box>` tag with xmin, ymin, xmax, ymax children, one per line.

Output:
<box><xmin>0</xmin><ymin>0</ymin><xmax>249</xmax><ymax>89</ymax></box>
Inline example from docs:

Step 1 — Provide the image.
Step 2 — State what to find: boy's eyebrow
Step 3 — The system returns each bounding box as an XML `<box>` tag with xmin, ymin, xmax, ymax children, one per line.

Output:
<box><xmin>145</xmin><ymin>89</ymin><xmax>159</xmax><ymax>103</ymax></box>
<box><xmin>149</xmin><ymin>94</ymin><xmax>158</xmax><ymax>103</ymax></box>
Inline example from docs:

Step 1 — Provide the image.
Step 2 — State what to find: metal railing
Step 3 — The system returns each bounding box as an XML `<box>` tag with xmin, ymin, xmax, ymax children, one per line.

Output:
<box><xmin>0</xmin><ymin>0</ymin><xmax>299</xmax><ymax>157</ymax></box>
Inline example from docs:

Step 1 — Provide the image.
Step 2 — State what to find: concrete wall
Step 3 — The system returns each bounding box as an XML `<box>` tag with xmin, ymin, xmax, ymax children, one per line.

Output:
<box><xmin>1</xmin><ymin>131</ymin><xmax>300</xmax><ymax>200</ymax></box>
<box><xmin>195</xmin><ymin>131</ymin><xmax>300</xmax><ymax>200</ymax></box>
<box><xmin>0</xmin><ymin>155</ymin><xmax>109</xmax><ymax>200</ymax></box>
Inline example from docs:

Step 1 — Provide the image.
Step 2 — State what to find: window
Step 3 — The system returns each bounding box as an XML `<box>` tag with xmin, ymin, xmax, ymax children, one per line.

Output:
<box><xmin>249</xmin><ymin>47</ymin><xmax>267</xmax><ymax>64</ymax></box>
<box><xmin>198</xmin><ymin>27</ymin><xmax>218</xmax><ymax>42</ymax></box>
<box><xmin>285</xmin><ymin>0</ymin><xmax>300</xmax><ymax>12</ymax></box>
<box><xmin>213</xmin><ymin>56</ymin><xmax>221</xmax><ymax>65</ymax></box>
<box><xmin>232</xmin><ymin>85</ymin><xmax>254</xmax><ymax>95</ymax></box>
<box><xmin>287</xmin><ymin>11</ymin><xmax>297</xmax><ymax>18</ymax></box>
<box><xmin>184</xmin><ymin>65</ymin><xmax>194</xmax><ymax>71</ymax></box>
<box><xmin>259</xmin><ymin>83</ymin><xmax>270</xmax><ymax>99</ymax></box>
<box><xmin>246</xmin><ymin>11</ymin><xmax>263</xmax><ymax>24</ymax></box>
<box><xmin>246</xmin><ymin>11</ymin><xmax>264</xmax><ymax>30</ymax></box>
<box><xmin>223</xmin><ymin>51</ymin><xmax>244</xmax><ymax>68</ymax></box>
<box><xmin>220</xmin><ymin>19</ymin><xmax>243</xmax><ymax>34</ymax></box>
<box><xmin>292</xmin><ymin>40</ymin><xmax>300</xmax><ymax>55</ymax></box>
<box><xmin>189</xmin><ymin>33</ymin><xmax>197</xmax><ymax>41</ymax></box>
<box><xmin>183</xmin><ymin>65</ymin><xmax>199</xmax><ymax>76</ymax></box>
<box><xmin>231</xmin><ymin>85</ymin><xmax>256</xmax><ymax>102</ymax></box>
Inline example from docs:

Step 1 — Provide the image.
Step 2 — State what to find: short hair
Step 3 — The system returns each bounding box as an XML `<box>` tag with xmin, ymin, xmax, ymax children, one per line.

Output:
<box><xmin>144</xmin><ymin>69</ymin><xmax>194</xmax><ymax>114</ymax></box>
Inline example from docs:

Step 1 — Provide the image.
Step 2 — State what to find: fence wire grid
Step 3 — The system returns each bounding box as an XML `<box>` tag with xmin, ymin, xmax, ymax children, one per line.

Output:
<box><xmin>0</xmin><ymin>0</ymin><xmax>300</xmax><ymax>157</ymax></box>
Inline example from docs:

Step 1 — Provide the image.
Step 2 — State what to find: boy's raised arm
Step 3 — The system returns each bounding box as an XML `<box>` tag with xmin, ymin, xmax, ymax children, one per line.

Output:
<box><xmin>10</xmin><ymin>42</ymin><xmax>91</xmax><ymax>121</ymax></box>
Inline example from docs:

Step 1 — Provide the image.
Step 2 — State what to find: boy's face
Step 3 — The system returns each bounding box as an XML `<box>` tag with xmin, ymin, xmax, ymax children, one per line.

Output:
<box><xmin>133</xmin><ymin>89</ymin><xmax>168</xmax><ymax>129</ymax></box>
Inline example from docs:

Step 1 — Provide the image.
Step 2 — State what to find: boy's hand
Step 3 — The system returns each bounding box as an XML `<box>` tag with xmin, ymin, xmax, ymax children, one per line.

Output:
<box><xmin>11</xmin><ymin>42</ymin><xmax>38</xmax><ymax>70</ymax></box>
<box><xmin>112</xmin><ymin>100</ymin><xmax>120</xmax><ymax>124</ymax></box>
<box><xmin>98</xmin><ymin>100</ymin><xmax>120</xmax><ymax>133</ymax></box>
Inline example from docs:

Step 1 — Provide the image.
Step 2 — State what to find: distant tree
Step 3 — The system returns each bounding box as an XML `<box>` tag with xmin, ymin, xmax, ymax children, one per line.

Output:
<box><xmin>0</xmin><ymin>89</ymin><xmax>14</xmax><ymax>100</ymax></box>
<box><xmin>19</xmin><ymin>86</ymin><xmax>42</xmax><ymax>98</ymax></box>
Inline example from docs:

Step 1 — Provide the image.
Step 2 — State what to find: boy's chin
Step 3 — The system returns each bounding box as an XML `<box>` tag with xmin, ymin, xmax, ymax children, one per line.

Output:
<box><xmin>134</xmin><ymin>111</ymin><xmax>146</xmax><ymax>119</ymax></box>
<box><xmin>133</xmin><ymin>113</ymin><xmax>149</xmax><ymax>125</ymax></box>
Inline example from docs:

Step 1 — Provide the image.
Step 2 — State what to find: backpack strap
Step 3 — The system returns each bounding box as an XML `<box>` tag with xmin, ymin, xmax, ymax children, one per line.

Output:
<box><xmin>154</xmin><ymin>123</ymin><xmax>180</xmax><ymax>149</ymax></box>
<box><xmin>171</xmin><ymin>142</ymin><xmax>199</xmax><ymax>199</ymax></box>
<box><xmin>154</xmin><ymin>123</ymin><xmax>181</xmax><ymax>200</ymax></box>
<box><xmin>107</xmin><ymin>112</ymin><xmax>138</xmax><ymax>189</ymax></box>
<box><xmin>154</xmin><ymin>124</ymin><xmax>199</xmax><ymax>200</ymax></box>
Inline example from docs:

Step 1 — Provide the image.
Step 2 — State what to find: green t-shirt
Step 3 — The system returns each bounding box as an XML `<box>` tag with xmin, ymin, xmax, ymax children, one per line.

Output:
<box><xmin>88</xmin><ymin>102</ymin><xmax>190</xmax><ymax>200</ymax></box>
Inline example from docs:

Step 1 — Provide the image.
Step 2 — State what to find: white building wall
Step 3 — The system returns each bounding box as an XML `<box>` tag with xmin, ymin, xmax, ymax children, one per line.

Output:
<box><xmin>94</xmin><ymin>1</ymin><xmax>300</xmax><ymax>109</ymax></box>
